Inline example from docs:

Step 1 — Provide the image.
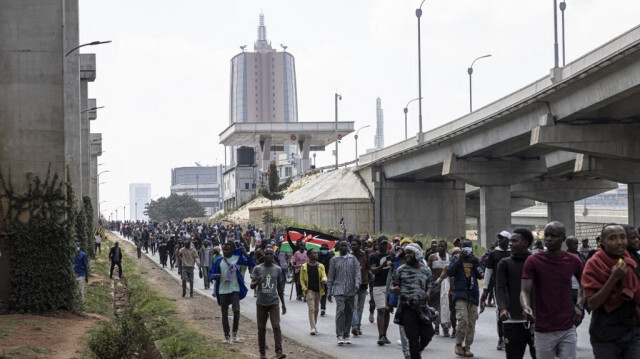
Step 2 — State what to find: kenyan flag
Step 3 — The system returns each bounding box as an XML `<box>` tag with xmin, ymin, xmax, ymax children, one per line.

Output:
<box><xmin>279</xmin><ymin>227</ymin><xmax>340</xmax><ymax>253</ymax></box>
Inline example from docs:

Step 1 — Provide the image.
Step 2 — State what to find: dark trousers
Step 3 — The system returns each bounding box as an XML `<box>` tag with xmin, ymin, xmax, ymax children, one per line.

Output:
<box><xmin>449</xmin><ymin>293</ymin><xmax>457</xmax><ymax>330</ymax></box>
<box><xmin>219</xmin><ymin>292</ymin><xmax>240</xmax><ymax>336</ymax></box>
<box><xmin>504</xmin><ymin>322</ymin><xmax>536</xmax><ymax>359</ymax></box>
<box><xmin>294</xmin><ymin>271</ymin><xmax>302</xmax><ymax>298</ymax></box>
<box><xmin>320</xmin><ymin>284</ymin><xmax>328</xmax><ymax>310</ymax></box>
<box><xmin>110</xmin><ymin>260</ymin><xmax>122</xmax><ymax>278</ymax></box>
<box><xmin>592</xmin><ymin>326</ymin><xmax>640</xmax><ymax>359</ymax></box>
<box><xmin>401</xmin><ymin>306</ymin><xmax>435</xmax><ymax>359</ymax></box>
<box><xmin>257</xmin><ymin>304</ymin><xmax>283</xmax><ymax>355</ymax></box>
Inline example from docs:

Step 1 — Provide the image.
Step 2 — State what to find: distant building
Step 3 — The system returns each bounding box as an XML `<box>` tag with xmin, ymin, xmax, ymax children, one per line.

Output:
<box><xmin>374</xmin><ymin>97</ymin><xmax>384</xmax><ymax>149</ymax></box>
<box><xmin>171</xmin><ymin>166</ymin><xmax>222</xmax><ymax>216</ymax></box>
<box><xmin>129</xmin><ymin>183</ymin><xmax>151</xmax><ymax>221</ymax></box>
<box><xmin>222</xmin><ymin>147</ymin><xmax>258</xmax><ymax>210</ymax></box>
<box><xmin>228</xmin><ymin>13</ymin><xmax>299</xmax><ymax>171</ymax></box>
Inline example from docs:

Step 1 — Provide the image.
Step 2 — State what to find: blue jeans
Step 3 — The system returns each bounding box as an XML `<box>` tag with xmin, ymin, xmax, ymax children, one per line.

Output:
<box><xmin>334</xmin><ymin>295</ymin><xmax>355</xmax><ymax>338</ymax></box>
<box><xmin>351</xmin><ymin>286</ymin><xmax>368</xmax><ymax>329</ymax></box>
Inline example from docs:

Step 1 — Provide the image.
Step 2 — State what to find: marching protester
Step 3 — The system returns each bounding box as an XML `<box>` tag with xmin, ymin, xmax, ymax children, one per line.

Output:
<box><xmin>581</xmin><ymin>224</ymin><xmax>640</xmax><ymax>358</ymax></box>
<box><xmin>318</xmin><ymin>243</ymin><xmax>334</xmax><ymax>317</ymax></box>
<box><xmin>211</xmin><ymin>242</ymin><xmax>254</xmax><ymax>343</ymax></box>
<box><xmin>74</xmin><ymin>244</ymin><xmax>89</xmax><ymax>303</ymax></box>
<box><xmin>448</xmin><ymin>238</ymin><xmax>484</xmax><ymax>357</ymax></box>
<box><xmin>300</xmin><ymin>248</ymin><xmax>327</xmax><ymax>335</ymax></box>
<box><xmin>495</xmin><ymin>228</ymin><xmax>536</xmax><ymax>359</ymax></box>
<box><xmin>108</xmin><ymin>241</ymin><xmax>123</xmax><ymax>279</ymax></box>
<box><xmin>427</xmin><ymin>240</ymin><xmax>451</xmax><ymax>337</ymax></box>
<box><xmin>199</xmin><ymin>240</ymin><xmax>213</xmax><ymax>289</ymax></box>
<box><xmin>391</xmin><ymin>243</ymin><xmax>434</xmax><ymax>359</ymax></box>
<box><xmin>178</xmin><ymin>240</ymin><xmax>200</xmax><ymax>298</ymax></box>
<box><xmin>250</xmin><ymin>247</ymin><xmax>287</xmax><ymax>359</ymax></box>
<box><xmin>327</xmin><ymin>240</ymin><xmax>361</xmax><ymax>345</ymax></box>
<box><xmin>481</xmin><ymin>230</ymin><xmax>512</xmax><ymax>351</ymax></box>
<box><xmin>369</xmin><ymin>236</ymin><xmax>393</xmax><ymax>345</ymax></box>
<box><xmin>350</xmin><ymin>238</ymin><xmax>371</xmax><ymax>337</ymax></box>
<box><xmin>521</xmin><ymin>221</ymin><xmax>585</xmax><ymax>359</ymax></box>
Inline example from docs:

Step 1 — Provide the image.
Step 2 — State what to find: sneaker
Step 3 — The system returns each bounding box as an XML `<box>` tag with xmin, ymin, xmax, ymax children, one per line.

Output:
<box><xmin>369</xmin><ymin>313</ymin><xmax>375</xmax><ymax>323</ymax></box>
<box><xmin>275</xmin><ymin>352</ymin><xmax>287</xmax><ymax>359</ymax></box>
<box><xmin>383</xmin><ymin>336</ymin><xmax>391</xmax><ymax>344</ymax></box>
<box><xmin>357</xmin><ymin>328</ymin><xmax>363</xmax><ymax>335</ymax></box>
<box><xmin>443</xmin><ymin>327</ymin><xmax>450</xmax><ymax>337</ymax></box>
<box><xmin>344</xmin><ymin>336</ymin><xmax>351</xmax><ymax>344</ymax></box>
<box><xmin>232</xmin><ymin>333</ymin><xmax>240</xmax><ymax>343</ymax></box>
<box><xmin>455</xmin><ymin>344</ymin><xmax>465</xmax><ymax>356</ymax></box>
<box><xmin>377</xmin><ymin>336</ymin><xmax>385</xmax><ymax>346</ymax></box>
<box><xmin>396</xmin><ymin>340</ymin><xmax>402</xmax><ymax>347</ymax></box>
<box><xmin>496</xmin><ymin>338</ymin><xmax>504</xmax><ymax>351</ymax></box>
<box><xmin>464</xmin><ymin>347</ymin><xmax>474</xmax><ymax>357</ymax></box>
<box><xmin>351</xmin><ymin>327</ymin><xmax>359</xmax><ymax>336</ymax></box>
<box><xmin>321</xmin><ymin>309</ymin><xmax>326</xmax><ymax>317</ymax></box>
<box><xmin>337</xmin><ymin>336</ymin><xmax>345</xmax><ymax>346</ymax></box>
<box><xmin>310</xmin><ymin>328</ymin><xmax>317</xmax><ymax>335</ymax></box>
<box><xmin>223</xmin><ymin>336</ymin><xmax>231</xmax><ymax>344</ymax></box>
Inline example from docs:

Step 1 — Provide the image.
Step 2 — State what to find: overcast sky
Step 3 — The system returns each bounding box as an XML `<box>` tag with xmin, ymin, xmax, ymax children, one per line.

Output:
<box><xmin>80</xmin><ymin>0</ymin><xmax>640</xmax><ymax>220</ymax></box>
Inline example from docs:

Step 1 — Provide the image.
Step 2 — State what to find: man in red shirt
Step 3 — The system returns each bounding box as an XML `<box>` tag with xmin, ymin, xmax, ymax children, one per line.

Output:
<box><xmin>520</xmin><ymin>221</ymin><xmax>585</xmax><ymax>359</ymax></box>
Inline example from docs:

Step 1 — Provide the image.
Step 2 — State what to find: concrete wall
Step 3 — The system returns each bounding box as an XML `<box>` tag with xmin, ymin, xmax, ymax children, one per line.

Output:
<box><xmin>249</xmin><ymin>199</ymin><xmax>374</xmax><ymax>234</ymax></box>
<box><xmin>0</xmin><ymin>1</ymin><xmax>73</xmax><ymax>302</ymax></box>
<box><xmin>375</xmin><ymin>179</ymin><xmax>466</xmax><ymax>239</ymax></box>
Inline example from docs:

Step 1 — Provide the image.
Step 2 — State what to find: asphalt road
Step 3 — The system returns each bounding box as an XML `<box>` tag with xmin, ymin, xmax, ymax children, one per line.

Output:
<box><xmin>114</xmin><ymin>233</ymin><xmax>595</xmax><ymax>359</ymax></box>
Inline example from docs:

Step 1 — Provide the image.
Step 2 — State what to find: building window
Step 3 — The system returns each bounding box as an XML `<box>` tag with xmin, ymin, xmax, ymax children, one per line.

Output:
<box><xmin>245</xmin><ymin>183</ymin><xmax>249</xmax><ymax>189</ymax></box>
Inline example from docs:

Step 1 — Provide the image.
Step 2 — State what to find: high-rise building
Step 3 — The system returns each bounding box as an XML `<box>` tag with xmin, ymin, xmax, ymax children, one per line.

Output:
<box><xmin>228</xmin><ymin>13</ymin><xmax>299</xmax><ymax>169</ymax></box>
<box><xmin>129</xmin><ymin>183</ymin><xmax>151</xmax><ymax>222</ymax></box>
<box><xmin>374</xmin><ymin>97</ymin><xmax>384</xmax><ymax>149</ymax></box>
<box><xmin>171</xmin><ymin>166</ymin><xmax>222</xmax><ymax>216</ymax></box>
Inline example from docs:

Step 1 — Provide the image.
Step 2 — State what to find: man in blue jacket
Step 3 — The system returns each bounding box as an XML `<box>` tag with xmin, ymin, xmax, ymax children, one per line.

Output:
<box><xmin>447</xmin><ymin>238</ymin><xmax>484</xmax><ymax>358</ymax></box>
<box><xmin>211</xmin><ymin>242</ymin><xmax>254</xmax><ymax>343</ymax></box>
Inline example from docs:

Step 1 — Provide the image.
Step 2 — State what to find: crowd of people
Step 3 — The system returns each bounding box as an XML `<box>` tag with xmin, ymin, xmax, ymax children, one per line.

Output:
<box><xmin>98</xmin><ymin>219</ymin><xmax>640</xmax><ymax>359</ymax></box>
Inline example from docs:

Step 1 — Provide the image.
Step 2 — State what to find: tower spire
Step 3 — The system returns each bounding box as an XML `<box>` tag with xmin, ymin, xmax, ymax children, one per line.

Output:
<box><xmin>257</xmin><ymin>13</ymin><xmax>267</xmax><ymax>43</ymax></box>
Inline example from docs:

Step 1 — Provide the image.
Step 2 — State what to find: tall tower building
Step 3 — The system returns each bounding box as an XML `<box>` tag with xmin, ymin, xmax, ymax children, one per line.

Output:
<box><xmin>129</xmin><ymin>183</ymin><xmax>151</xmax><ymax>222</ymax></box>
<box><xmin>374</xmin><ymin>97</ymin><xmax>384</xmax><ymax>149</ymax></box>
<box><xmin>229</xmin><ymin>13</ymin><xmax>298</xmax><ymax>168</ymax></box>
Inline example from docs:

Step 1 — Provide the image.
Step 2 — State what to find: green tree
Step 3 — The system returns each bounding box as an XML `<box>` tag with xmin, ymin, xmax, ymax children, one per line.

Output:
<box><xmin>144</xmin><ymin>193</ymin><xmax>205</xmax><ymax>222</ymax></box>
<box><xmin>259</xmin><ymin>161</ymin><xmax>292</xmax><ymax>231</ymax></box>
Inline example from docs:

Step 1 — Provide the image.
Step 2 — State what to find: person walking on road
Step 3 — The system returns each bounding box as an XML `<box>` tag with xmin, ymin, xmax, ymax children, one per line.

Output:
<box><xmin>448</xmin><ymin>238</ymin><xmax>484</xmax><ymax>357</ymax></box>
<box><xmin>178</xmin><ymin>241</ymin><xmax>200</xmax><ymax>297</ymax></box>
<box><xmin>520</xmin><ymin>221</ymin><xmax>585</xmax><ymax>359</ymax></box>
<box><xmin>199</xmin><ymin>240</ymin><xmax>213</xmax><ymax>289</ymax></box>
<box><xmin>428</xmin><ymin>240</ymin><xmax>451</xmax><ymax>337</ymax></box>
<box><xmin>350</xmin><ymin>238</ymin><xmax>371</xmax><ymax>336</ymax></box>
<box><xmin>250</xmin><ymin>247</ymin><xmax>287</xmax><ymax>359</ymax></box>
<box><xmin>327</xmin><ymin>240</ymin><xmax>361</xmax><ymax>346</ymax></box>
<box><xmin>318</xmin><ymin>243</ymin><xmax>334</xmax><ymax>317</ymax></box>
<box><xmin>581</xmin><ymin>224</ymin><xmax>640</xmax><ymax>359</ymax></box>
<box><xmin>369</xmin><ymin>236</ymin><xmax>393</xmax><ymax>345</ymax></box>
<box><xmin>300</xmin><ymin>248</ymin><xmax>327</xmax><ymax>335</ymax></box>
<box><xmin>108</xmin><ymin>241</ymin><xmax>123</xmax><ymax>279</ymax></box>
<box><xmin>391</xmin><ymin>243</ymin><xmax>434</xmax><ymax>359</ymax></box>
<box><xmin>495</xmin><ymin>228</ymin><xmax>536</xmax><ymax>359</ymax></box>
<box><xmin>481</xmin><ymin>230</ymin><xmax>512</xmax><ymax>351</ymax></box>
<box><xmin>211</xmin><ymin>242</ymin><xmax>254</xmax><ymax>343</ymax></box>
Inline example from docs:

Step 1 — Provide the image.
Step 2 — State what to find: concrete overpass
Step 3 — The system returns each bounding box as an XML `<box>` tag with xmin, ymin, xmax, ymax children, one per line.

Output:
<box><xmin>358</xmin><ymin>25</ymin><xmax>640</xmax><ymax>246</ymax></box>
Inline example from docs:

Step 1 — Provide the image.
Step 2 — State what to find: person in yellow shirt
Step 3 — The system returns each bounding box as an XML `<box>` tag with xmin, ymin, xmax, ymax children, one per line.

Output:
<box><xmin>301</xmin><ymin>248</ymin><xmax>327</xmax><ymax>335</ymax></box>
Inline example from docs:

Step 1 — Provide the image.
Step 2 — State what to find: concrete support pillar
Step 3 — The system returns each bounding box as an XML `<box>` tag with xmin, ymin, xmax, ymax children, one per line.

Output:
<box><xmin>260</xmin><ymin>137</ymin><xmax>272</xmax><ymax>173</ymax></box>
<box><xmin>299</xmin><ymin>139</ymin><xmax>311</xmax><ymax>173</ymax></box>
<box><xmin>479</xmin><ymin>186</ymin><xmax>512</xmax><ymax>248</ymax></box>
<box><xmin>629</xmin><ymin>183</ymin><xmax>640</xmax><ymax>227</ymax></box>
<box><xmin>64</xmin><ymin>0</ymin><xmax>82</xmax><ymax>204</ymax></box>
<box><xmin>548</xmin><ymin>201</ymin><xmax>576</xmax><ymax>235</ymax></box>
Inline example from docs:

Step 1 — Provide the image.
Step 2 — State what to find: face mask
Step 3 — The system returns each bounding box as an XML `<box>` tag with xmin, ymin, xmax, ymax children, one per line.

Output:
<box><xmin>320</xmin><ymin>250</ymin><xmax>328</xmax><ymax>255</ymax></box>
<box><xmin>462</xmin><ymin>247</ymin><xmax>473</xmax><ymax>255</ymax></box>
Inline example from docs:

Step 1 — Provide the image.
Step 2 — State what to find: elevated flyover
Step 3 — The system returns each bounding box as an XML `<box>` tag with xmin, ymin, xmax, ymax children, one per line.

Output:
<box><xmin>358</xmin><ymin>25</ymin><xmax>640</xmax><ymax>246</ymax></box>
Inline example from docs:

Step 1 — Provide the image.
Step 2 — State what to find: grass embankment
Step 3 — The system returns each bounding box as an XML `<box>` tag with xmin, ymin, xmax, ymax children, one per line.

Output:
<box><xmin>82</xmin><ymin>237</ymin><xmax>245</xmax><ymax>359</ymax></box>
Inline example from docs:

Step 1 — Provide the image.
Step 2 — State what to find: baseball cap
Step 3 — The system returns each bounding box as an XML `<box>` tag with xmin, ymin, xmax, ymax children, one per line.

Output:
<box><xmin>497</xmin><ymin>230</ymin><xmax>512</xmax><ymax>240</ymax></box>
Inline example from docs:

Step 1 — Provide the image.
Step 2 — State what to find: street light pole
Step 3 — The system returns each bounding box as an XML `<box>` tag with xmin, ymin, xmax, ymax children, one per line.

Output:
<box><xmin>135</xmin><ymin>202</ymin><xmax>138</xmax><ymax>221</ymax></box>
<box><xmin>354</xmin><ymin>125</ymin><xmax>371</xmax><ymax>166</ymax></box>
<box><xmin>334</xmin><ymin>93</ymin><xmax>342</xmax><ymax>170</ymax></box>
<box><xmin>468</xmin><ymin>54</ymin><xmax>492</xmax><ymax>113</ymax></box>
<box><xmin>403</xmin><ymin>97</ymin><xmax>421</xmax><ymax>140</ymax></box>
<box><xmin>416</xmin><ymin>0</ymin><xmax>426</xmax><ymax>136</ymax></box>
<box><xmin>553</xmin><ymin>0</ymin><xmax>559</xmax><ymax>68</ymax></box>
<box><xmin>65</xmin><ymin>40</ymin><xmax>112</xmax><ymax>57</ymax></box>
<box><xmin>560</xmin><ymin>1</ymin><xmax>567</xmax><ymax>66</ymax></box>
